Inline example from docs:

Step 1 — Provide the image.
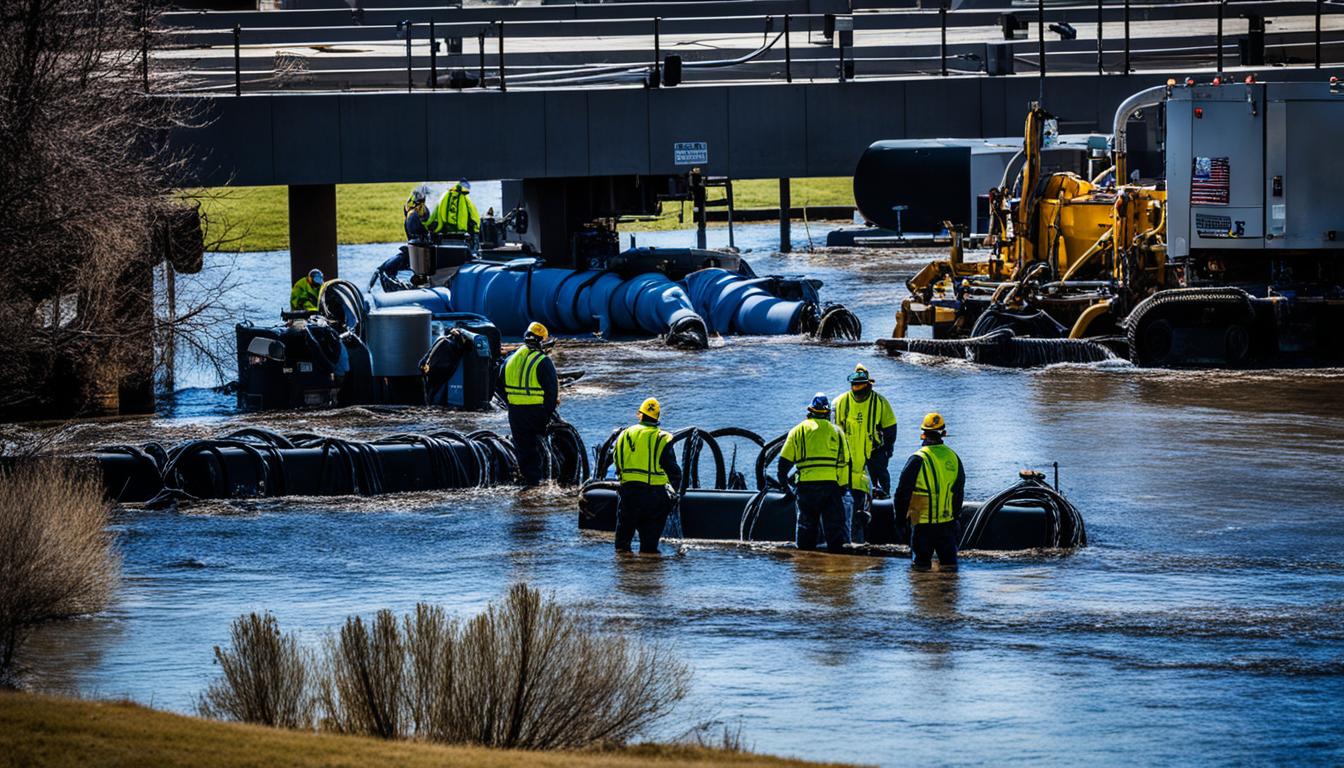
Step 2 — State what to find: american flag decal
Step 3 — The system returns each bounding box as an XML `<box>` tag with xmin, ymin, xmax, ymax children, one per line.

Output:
<box><xmin>1191</xmin><ymin>156</ymin><xmax>1230</xmax><ymax>205</ymax></box>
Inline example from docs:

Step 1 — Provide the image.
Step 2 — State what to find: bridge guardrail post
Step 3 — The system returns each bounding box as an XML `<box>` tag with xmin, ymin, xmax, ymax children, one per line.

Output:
<box><xmin>233</xmin><ymin>24</ymin><xmax>241</xmax><ymax>95</ymax></box>
<box><xmin>1096</xmin><ymin>0</ymin><xmax>1103</xmax><ymax>75</ymax></box>
<box><xmin>654</xmin><ymin>17</ymin><xmax>662</xmax><ymax>87</ymax></box>
<box><xmin>1217</xmin><ymin>0</ymin><xmax>1224</xmax><ymax>72</ymax></box>
<box><xmin>940</xmin><ymin>2</ymin><xmax>948</xmax><ymax>76</ymax></box>
<box><xmin>430</xmin><ymin>20</ymin><xmax>437</xmax><ymax>89</ymax></box>
<box><xmin>1037</xmin><ymin>0</ymin><xmax>1045</xmax><ymax>89</ymax></box>
<box><xmin>1318</xmin><ymin>0</ymin><xmax>1324</xmax><ymax>68</ymax></box>
<box><xmin>784</xmin><ymin>14</ymin><xmax>792</xmax><ymax>82</ymax></box>
<box><xmin>479</xmin><ymin>29</ymin><xmax>486</xmax><ymax>88</ymax></box>
<box><xmin>498</xmin><ymin>21</ymin><xmax>506</xmax><ymax>92</ymax></box>
<box><xmin>1124</xmin><ymin>0</ymin><xmax>1131</xmax><ymax>73</ymax></box>
<box><xmin>404</xmin><ymin>20</ymin><xmax>413</xmax><ymax>92</ymax></box>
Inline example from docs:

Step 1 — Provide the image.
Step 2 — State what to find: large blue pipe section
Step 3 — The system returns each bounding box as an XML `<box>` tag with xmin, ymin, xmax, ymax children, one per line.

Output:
<box><xmin>444</xmin><ymin>262</ymin><xmax>808</xmax><ymax>344</ymax></box>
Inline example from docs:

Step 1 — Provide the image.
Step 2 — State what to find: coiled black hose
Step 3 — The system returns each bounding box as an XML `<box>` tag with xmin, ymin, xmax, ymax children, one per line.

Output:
<box><xmin>318</xmin><ymin>278</ymin><xmax>368</xmax><ymax>337</ymax></box>
<box><xmin>754</xmin><ymin>434</ymin><xmax>788</xmax><ymax>493</ymax></box>
<box><xmin>543</xmin><ymin>418</ymin><xmax>590</xmax><ymax>486</ymax></box>
<box><xmin>668</xmin><ymin>427</ymin><xmax>725</xmax><ymax>492</ymax></box>
<box><xmin>816</xmin><ymin>304</ymin><xmax>863</xmax><ymax>341</ymax></box>
<box><xmin>959</xmin><ymin>476</ymin><xmax>1087</xmax><ymax>550</ymax></box>
<box><xmin>290</xmin><ymin>435</ymin><xmax>385</xmax><ymax>496</ymax></box>
<box><xmin>885</xmin><ymin>329</ymin><xmax>1113</xmax><ymax>367</ymax></box>
<box><xmin>709</xmin><ymin>427</ymin><xmax>764</xmax><ymax>490</ymax></box>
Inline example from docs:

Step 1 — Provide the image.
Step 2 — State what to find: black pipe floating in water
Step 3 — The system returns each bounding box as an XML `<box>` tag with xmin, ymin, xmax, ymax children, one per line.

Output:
<box><xmin>88</xmin><ymin>424</ymin><xmax>588</xmax><ymax>506</ymax></box>
<box><xmin>578</xmin><ymin>476</ymin><xmax>1085</xmax><ymax>553</ymax></box>
<box><xmin>880</xmin><ymin>329</ymin><xmax>1115</xmax><ymax>367</ymax></box>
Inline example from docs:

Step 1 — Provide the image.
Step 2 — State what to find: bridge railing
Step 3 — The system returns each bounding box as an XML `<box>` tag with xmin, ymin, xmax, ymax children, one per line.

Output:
<box><xmin>142</xmin><ymin>0</ymin><xmax>1343</xmax><ymax>95</ymax></box>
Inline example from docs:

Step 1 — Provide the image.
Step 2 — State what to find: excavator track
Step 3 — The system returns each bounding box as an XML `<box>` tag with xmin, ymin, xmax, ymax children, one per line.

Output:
<box><xmin>1124</xmin><ymin>288</ymin><xmax>1257</xmax><ymax>368</ymax></box>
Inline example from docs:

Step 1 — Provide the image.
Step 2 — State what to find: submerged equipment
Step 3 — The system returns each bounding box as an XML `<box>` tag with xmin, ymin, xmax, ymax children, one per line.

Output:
<box><xmin>90</xmin><ymin>423</ymin><xmax>588</xmax><ymax>506</ymax></box>
<box><xmin>375</xmin><ymin>248</ymin><xmax>862</xmax><ymax>350</ymax></box>
<box><xmin>581</xmin><ymin>424</ymin><xmax>1085</xmax><ymax>554</ymax></box>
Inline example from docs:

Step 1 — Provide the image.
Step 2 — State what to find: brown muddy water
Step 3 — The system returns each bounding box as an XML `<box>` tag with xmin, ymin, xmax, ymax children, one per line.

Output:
<box><xmin>13</xmin><ymin>226</ymin><xmax>1344</xmax><ymax>766</ymax></box>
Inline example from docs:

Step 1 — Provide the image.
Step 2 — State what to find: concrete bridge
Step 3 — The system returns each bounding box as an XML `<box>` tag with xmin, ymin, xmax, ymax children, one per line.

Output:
<box><xmin>167</xmin><ymin>66</ymin><xmax>1342</xmax><ymax>279</ymax></box>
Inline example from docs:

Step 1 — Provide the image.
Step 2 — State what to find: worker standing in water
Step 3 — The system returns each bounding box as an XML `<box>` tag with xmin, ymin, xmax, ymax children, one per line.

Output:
<box><xmin>500</xmin><ymin>322</ymin><xmax>558</xmax><ymax>487</ymax></box>
<box><xmin>777</xmin><ymin>394</ymin><xmax>851</xmax><ymax>553</ymax></box>
<box><xmin>289</xmin><ymin>268</ymin><xmax>323</xmax><ymax>312</ymax></box>
<box><xmin>613</xmin><ymin>397</ymin><xmax>683</xmax><ymax>554</ymax></box>
<box><xmin>832</xmin><ymin>363</ymin><xmax>898</xmax><ymax>543</ymax></box>
<box><xmin>404</xmin><ymin>184</ymin><xmax>432</xmax><ymax>241</ymax></box>
<box><xmin>893</xmin><ymin>413</ymin><xmax>965</xmax><ymax>571</ymax></box>
<box><xmin>428</xmin><ymin>179</ymin><xmax>480</xmax><ymax>238</ymax></box>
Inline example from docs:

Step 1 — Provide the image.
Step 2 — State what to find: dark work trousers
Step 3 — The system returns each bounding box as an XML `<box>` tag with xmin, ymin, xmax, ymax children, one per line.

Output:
<box><xmin>911</xmin><ymin>520</ymin><xmax>960</xmax><ymax>569</ymax></box>
<box><xmin>867</xmin><ymin>450</ymin><xmax>893</xmax><ymax>498</ymax></box>
<box><xmin>508</xmin><ymin>405</ymin><xmax>551</xmax><ymax>486</ymax></box>
<box><xmin>847</xmin><ymin>489</ymin><xmax>871</xmax><ymax>545</ymax></box>
<box><xmin>615</xmin><ymin>483</ymin><xmax>672</xmax><ymax>554</ymax></box>
<box><xmin>795</xmin><ymin>481</ymin><xmax>849</xmax><ymax>553</ymax></box>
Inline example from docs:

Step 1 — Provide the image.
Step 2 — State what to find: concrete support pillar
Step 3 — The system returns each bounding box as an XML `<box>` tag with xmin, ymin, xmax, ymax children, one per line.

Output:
<box><xmin>288</xmin><ymin>184</ymin><xmax>338</xmax><ymax>284</ymax></box>
<box><xmin>778</xmin><ymin>178</ymin><xmax>792</xmax><ymax>253</ymax></box>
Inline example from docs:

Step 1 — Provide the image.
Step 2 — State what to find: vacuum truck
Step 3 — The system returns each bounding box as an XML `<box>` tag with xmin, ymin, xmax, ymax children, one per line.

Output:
<box><xmin>879</xmin><ymin>78</ymin><xmax>1344</xmax><ymax>368</ymax></box>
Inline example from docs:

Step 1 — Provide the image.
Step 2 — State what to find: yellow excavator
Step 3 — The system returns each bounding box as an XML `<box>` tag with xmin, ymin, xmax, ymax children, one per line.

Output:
<box><xmin>880</xmin><ymin>78</ymin><xmax>1344</xmax><ymax>368</ymax></box>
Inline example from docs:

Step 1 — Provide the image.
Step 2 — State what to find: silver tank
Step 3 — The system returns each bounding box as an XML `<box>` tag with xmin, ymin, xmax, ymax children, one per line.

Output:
<box><xmin>366</xmin><ymin>306</ymin><xmax>432</xmax><ymax>377</ymax></box>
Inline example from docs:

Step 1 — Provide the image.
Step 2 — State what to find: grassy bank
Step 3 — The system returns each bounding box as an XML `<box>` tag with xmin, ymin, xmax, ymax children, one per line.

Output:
<box><xmin>195</xmin><ymin>178</ymin><xmax>854</xmax><ymax>252</ymax></box>
<box><xmin>0</xmin><ymin>692</ymin><xmax>842</xmax><ymax>768</ymax></box>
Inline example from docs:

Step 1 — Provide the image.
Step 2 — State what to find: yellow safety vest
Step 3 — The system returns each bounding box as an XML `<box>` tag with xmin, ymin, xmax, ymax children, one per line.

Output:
<box><xmin>909</xmin><ymin>444</ymin><xmax>961</xmax><ymax>525</ymax></box>
<box><xmin>614</xmin><ymin>423</ymin><xmax>673</xmax><ymax>487</ymax></box>
<box><xmin>781</xmin><ymin>418</ymin><xmax>848</xmax><ymax>485</ymax></box>
<box><xmin>502</xmin><ymin>347</ymin><xmax>546</xmax><ymax>406</ymax></box>
<box><xmin>834</xmin><ymin>390</ymin><xmax>896</xmax><ymax>493</ymax></box>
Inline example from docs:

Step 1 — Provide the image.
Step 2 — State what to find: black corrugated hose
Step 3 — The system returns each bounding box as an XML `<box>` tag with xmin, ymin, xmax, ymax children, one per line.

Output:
<box><xmin>959</xmin><ymin>475</ymin><xmax>1087</xmax><ymax>549</ymax></box>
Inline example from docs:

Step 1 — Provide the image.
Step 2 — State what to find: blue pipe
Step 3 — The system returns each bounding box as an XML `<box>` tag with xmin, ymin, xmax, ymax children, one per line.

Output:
<box><xmin>683</xmin><ymin>268</ymin><xmax>804</xmax><ymax>335</ymax></box>
<box><xmin>372</xmin><ymin>258</ymin><xmax>822</xmax><ymax>347</ymax></box>
<box><xmin>449</xmin><ymin>262</ymin><xmax>709</xmax><ymax>345</ymax></box>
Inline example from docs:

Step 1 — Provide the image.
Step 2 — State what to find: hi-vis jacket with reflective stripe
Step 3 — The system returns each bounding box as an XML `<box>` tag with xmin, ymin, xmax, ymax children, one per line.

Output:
<box><xmin>502</xmin><ymin>347</ymin><xmax>547</xmax><ymax>405</ymax></box>
<box><xmin>833</xmin><ymin>390</ymin><xmax>897</xmax><ymax>493</ymax></box>
<box><xmin>780</xmin><ymin>417</ymin><xmax>850</xmax><ymax>485</ymax></box>
<box><xmin>614</xmin><ymin>423</ymin><xmax>674</xmax><ymax>487</ymax></box>
<box><xmin>909</xmin><ymin>444</ymin><xmax>961</xmax><ymax>524</ymax></box>
<box><xmin>429</xmin><ymin>186</ymin><xmax>480</xmax><ymax>234</ymax></box>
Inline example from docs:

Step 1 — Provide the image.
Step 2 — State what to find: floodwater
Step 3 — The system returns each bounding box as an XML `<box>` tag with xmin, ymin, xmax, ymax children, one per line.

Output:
<box><xmin>19</xmin><ymin>220</ymin><xmax>1344</xmax><ymax>766</ymax></box>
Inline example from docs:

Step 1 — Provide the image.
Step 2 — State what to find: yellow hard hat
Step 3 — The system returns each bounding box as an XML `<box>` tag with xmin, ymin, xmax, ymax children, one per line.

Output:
<box><xmin>638</xmin><ymin>397</ymin><xmax>661</xmax><ymax>422</ymax></box>
<box><xmin>525</xmin><ymin>321</ymin><xmax>549</xmax><ymax>341</ymax></box>
<box><xmin>921</xmin><ymin>412</ymin><xmax>946</xmax><ymax>432</ymax></box>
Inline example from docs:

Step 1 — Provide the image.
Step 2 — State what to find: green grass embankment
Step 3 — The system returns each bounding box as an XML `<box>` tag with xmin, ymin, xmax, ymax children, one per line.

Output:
<box><xmin>194</xmin><ymin>178</ymin><xmax>855</xmax><ymax>252</ymax></box>
<box><xmin>0</xmin><ymin>692</ymin><xmax>847</xmax><ymax>768</ymax></box>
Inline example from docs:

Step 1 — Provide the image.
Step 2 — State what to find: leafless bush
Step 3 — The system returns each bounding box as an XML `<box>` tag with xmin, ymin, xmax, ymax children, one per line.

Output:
<box><xmin>0</xmin><ymin>462</ymin><xmax>119</xmax><ymax>685</ymax></box>
<box><xmin>441</xmin><ymin>584</ymin><xmax>691</xmax><ymax>750</ymax></box>
<box><xmin>402</xmin><ymin>603</ymin><xmax>457</xmax><ymax>740</ymax></box>
<box><xmin>198</xmin><ymin>587</ymin><xmax>691</xmax><ymax>750</ymax></box>
<box><xmin>197</xmin><ymin>612</ymin><xmax>315</xmax><ymax>728</ymax></box>
<box><xmin>350</xmin><ymin>586</ymin><xmax>691</xmax><ymax>749</ymax></box>
<box><xmin>319</xmin><ymin>610</ymin><xmax>407</xmax><ymax>739</ymax></box>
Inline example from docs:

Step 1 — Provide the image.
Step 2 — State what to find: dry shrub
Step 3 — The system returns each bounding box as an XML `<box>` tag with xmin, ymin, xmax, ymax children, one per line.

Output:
<box><xmin>402</xmin><ymin>603</ymin><xmax>458</xmax><ymax>740</ymax></box>
<box><xmin>326</xmin><ymin>585</ymin><xmax>691</xmax><ymax>749</ymax></box>
<box><xmin>197</xmin><ymin>612</ymin><xmax>315</xmax><ymax>728</ymax></box>
<box><xmin>319</xmin><ymin>610</ymin><xmax>406</xmax><ymax>739</ymax></box>
<box><xmin>445</xmin><ymin>584</ymin><xmax>691</xmax><ymax>750</ymax></box>
<box><xmin>0</xmin><ymin>461</ymin><xmax>119</xmax><ymax>685</ymax></box>
<box><xmin>200</xmin><ymin>586</ymin><xmax>691</xmax><ymax>751</ymax></box>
